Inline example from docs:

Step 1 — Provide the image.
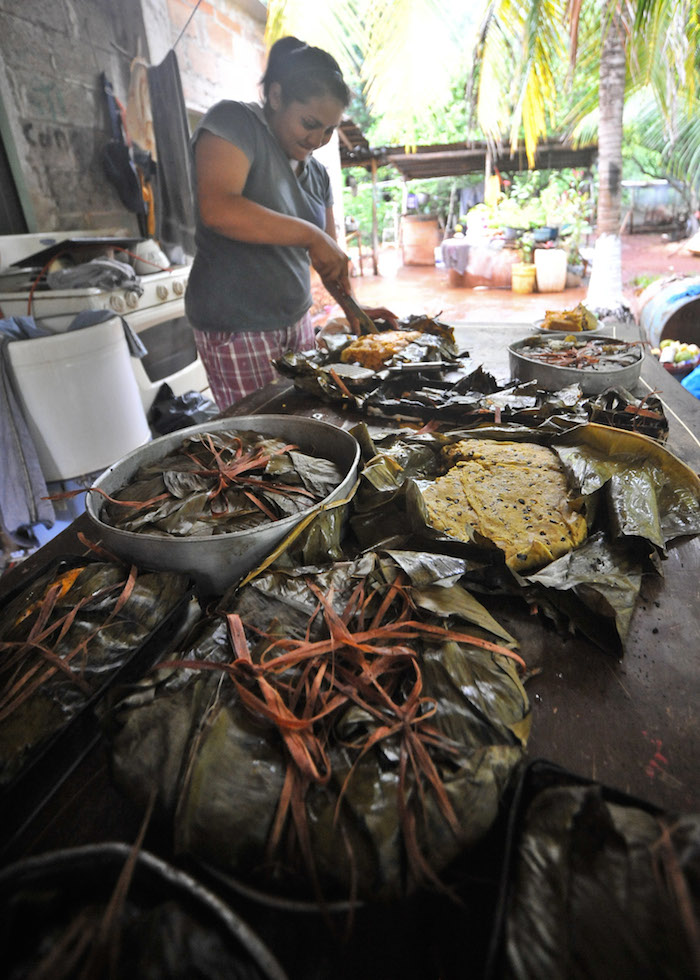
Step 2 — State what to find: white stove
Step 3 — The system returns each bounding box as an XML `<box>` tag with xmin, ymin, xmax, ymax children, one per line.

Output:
<box><xmin>0</xmin><ymin>232</ymin><xmax>209</xmax><ymax>411</ymax></box>
<box><xmin>0</xmin><ymin>266</ymin><xmax>190</xmax><ymax>331</ymax></box>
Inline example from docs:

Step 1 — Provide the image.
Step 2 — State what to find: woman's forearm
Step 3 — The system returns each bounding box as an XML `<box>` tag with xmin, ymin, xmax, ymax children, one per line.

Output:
<box><xmin>199</xmin><ymin>194</ymin><xmax>323</xmax><ymax>250</ymax></box>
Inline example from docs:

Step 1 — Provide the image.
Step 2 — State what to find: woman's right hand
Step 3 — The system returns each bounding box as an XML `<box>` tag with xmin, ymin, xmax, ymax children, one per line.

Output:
<box><xmin>308</xmin><ymin>230</ymin><xmax>351</xmax><ymax>294</ymax></box>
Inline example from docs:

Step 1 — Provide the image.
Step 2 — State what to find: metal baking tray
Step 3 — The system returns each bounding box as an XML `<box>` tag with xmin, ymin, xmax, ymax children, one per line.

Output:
<box><xmin>0</xmin><ymin>555</ymin><xmax>195</xmax><ymax>854</ymax></box>
<box><xmin>509</xmin><ymin>335</ymin><xmax>644</xmax><ymax>394</ymax></box>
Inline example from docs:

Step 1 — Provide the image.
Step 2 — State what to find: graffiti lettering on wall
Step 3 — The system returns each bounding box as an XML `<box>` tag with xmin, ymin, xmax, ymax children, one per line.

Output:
<box><xmin>26</xmin><ymin>83</ymin><xmax>66</xmax><ymax>122</ymax></box>
<box><xmin>22</xmin><ymin>123</ymin><xmax>71</xmax><ymax>152</ymax></box>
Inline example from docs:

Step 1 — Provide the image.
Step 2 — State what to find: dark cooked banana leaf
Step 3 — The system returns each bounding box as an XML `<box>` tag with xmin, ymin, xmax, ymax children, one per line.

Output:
<box><xmin>110</xmin><ymin>554</ymin><xmax>529</xmax><ymax>902</ymax></box>
<box><xmin>346</xmin><ymin>421</ymin><xmax>700</xmax><ymax>654</ymax></box>
<box><xmin>0</xmin><ymin>561</ymin><xmax>190</xmax><ymax>785</ymax></box>
<box><xmin>101</xmin><ymin>429</ymin><xmax>344</xmax><ymax>537</ymax></box>
<box><xmin>552</xmin><ymin>425</ymin><xmax>700</xmax><ymax>549</ymax></box>
<box><xmin>503</xmin><ymin>783</ymin><xmax>700</xmax><ymax>980</ymax></box>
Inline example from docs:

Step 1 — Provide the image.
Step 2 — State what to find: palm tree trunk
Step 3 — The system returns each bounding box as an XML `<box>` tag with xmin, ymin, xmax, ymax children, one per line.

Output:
<box><xmin>586</xmin><ymin>2</ymin><xmax>628</xmax><ymax>313</ymax></box>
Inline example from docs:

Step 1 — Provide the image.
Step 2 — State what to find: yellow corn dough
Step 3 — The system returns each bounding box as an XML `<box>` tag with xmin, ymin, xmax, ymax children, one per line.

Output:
<box><xmin>340</xmin><ymin>330</ymin><xmax>422</xmax><ymax>371</ymax></box>
<box><xmin>422</xmin><ymin>439</ymin><xmax>587</xmax><ymax>572</ymax></box>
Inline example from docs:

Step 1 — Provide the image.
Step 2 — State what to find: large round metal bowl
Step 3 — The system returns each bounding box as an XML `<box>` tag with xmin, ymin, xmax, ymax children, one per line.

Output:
<box><xmin>86</xmin><ymin>415</ymin><xmax>360</xmax><ymax>595</ymax></box>
<box><xmin>508</xmin><ymin>335</ymin><xmax>644</xmax><ymax>394</ymax></box>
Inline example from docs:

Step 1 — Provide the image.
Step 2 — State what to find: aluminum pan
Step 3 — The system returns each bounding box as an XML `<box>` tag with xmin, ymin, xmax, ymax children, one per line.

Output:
<box><xmin>86</xmin><ymin>415</ymin><xmax>360</xmax><ymax>595</ymax></box>
<box><xmin>508</xmin><ymin>335</ymin><xmax>643</xmax><ymax>394</ymax></box>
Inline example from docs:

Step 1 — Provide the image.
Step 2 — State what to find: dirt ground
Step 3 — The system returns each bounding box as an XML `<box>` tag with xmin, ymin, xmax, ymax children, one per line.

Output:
<box><xmin>312</xmin><ymin>231</ymin><xmax>700</xmax><ymax>325</ymax></box>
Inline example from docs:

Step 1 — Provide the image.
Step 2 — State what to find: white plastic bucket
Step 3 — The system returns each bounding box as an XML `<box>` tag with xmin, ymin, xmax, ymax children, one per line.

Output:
<box><xmin>534</xmin><ymin>248</ymin><xmax>568</xmax><ymax>292</ymax></box>
<box><xmin>8</xmin><ymin>316</ymin><xmax>151</xmax><ymax>481</ymax></box>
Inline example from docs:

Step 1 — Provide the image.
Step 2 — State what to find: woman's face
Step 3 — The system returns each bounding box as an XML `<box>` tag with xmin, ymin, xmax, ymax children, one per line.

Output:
<box><xmin>267</xmin><ymin>84</ymin><xmax>344</xmax><ymax>162</ymax></box>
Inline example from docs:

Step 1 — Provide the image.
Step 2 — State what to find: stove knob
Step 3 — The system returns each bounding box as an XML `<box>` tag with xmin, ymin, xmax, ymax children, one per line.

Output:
<box><xmin>125</xmin><ymin>291</ymin><xmax>139</xmax><ymax>309</ymax></box>
<box><xmin>156</xmin><ymin>284</ymin><xmax>169</xmax><ymax>301</ymax></box>
<box><xmin>172</xmin><ymin>279</ymin><xmax>184</xmax><ymax>296</ymax></box>
<box><xmin>110</xmin><ymin>295</ymin><xmax>125</xmax><ymax>313</ymax></box>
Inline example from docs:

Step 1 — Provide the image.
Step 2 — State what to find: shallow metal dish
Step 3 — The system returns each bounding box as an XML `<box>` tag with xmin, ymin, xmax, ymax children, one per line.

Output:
<box><xmin>508</xmin><ymin>335</ymin><xmax>644</xmax><ymax>394</ymax></box>
<box><xmin>86</xmin><ymin>415</ymin><xmax>360</xmax><ymax>595</ymax></box>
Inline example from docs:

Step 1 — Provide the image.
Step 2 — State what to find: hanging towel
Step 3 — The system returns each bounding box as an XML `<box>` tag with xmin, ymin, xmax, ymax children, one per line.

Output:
<box><xmin>0</xmin><ymin>317</ymin><xmax>55</xmax><ymax>535</ymax></box>
<box><xmin>67</xmin><ymin>308</ymin><xmax>148</xmax><ymax>358</ymax></box>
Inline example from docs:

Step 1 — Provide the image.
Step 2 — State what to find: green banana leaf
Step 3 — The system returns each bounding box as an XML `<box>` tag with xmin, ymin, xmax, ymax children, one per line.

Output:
<box><xmin>343</xmin><ymin>422</ymin><xmax>700</xmax><ymax>654</ymax></box>
<box><xmin>0</xmin><ymin>560</ymin><xmax>190</xmax><ymax>786</ymax></box>
<box><xmin>110</xmin><ymin>554</ymin><xmax>530</xmax><ymax>902</ymax></box>
<box><xmin>503</xmin><ymin>782</ymin><xmax>700</xmax><ymax>979</ymax></box>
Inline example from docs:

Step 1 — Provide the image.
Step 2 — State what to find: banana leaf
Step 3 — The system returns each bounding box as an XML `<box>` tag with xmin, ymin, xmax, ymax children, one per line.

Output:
<box><xmin>101</xmin><ymin>429</ymin><xmax>344</xmax><ymax>537</ymax></box>
<box><xmin>110</xmin><ymin>554</ymin><xmax>530</xmax><ymax>903</ymax></box>
<box><xmin>552</xmin><ymin>424</ymin><xmax>700</xmax><ymax>549</ymax></box>
<box><xmin>502</xmin><ymin>783</ymin><xmax>700</xmax><ymax>979</ymax></box>
<box><xmin>345</xmin><ymin>422</ymin><xmax>700</xmax><ymax>654</ymax></box>
<box><xmin>0</xmin><ymin>560</ymin><xmax>190</xmax><ymax>786</ymax></box>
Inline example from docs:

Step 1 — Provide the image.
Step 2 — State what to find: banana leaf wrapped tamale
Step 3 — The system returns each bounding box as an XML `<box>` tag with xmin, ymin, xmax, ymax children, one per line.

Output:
<box><xmin>0</xmin><ymin>559</ymin><xmax>190</xmax><ymax>787</ymax></box>
<box><xmin>500</xmin><ymin>780</ymin><xmax>700</xmax><ymax>979</ymax></box>
<box><xmin>348</xmin><ymin>422</ymin><xmax>700</xmax><ymax>654</ymax></box>
<box><xmin>111</xmin><ymin>553</ymin><xmax>530</xmax><ymax>902</ymax></box>
<box><xmin>99</xmin><ymin>428</ymin><xmax>345</xmax><ymax>537</ymax></box>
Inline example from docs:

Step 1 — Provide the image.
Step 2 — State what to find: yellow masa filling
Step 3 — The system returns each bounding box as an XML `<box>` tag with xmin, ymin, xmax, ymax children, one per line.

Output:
<box><xmin>422</xmin><ymin>440</ymin><xmax>587</xmax><ymax>572</ymax></box>
<box><xmin>340</xmin><ymin>330</ymin><xmax>422</xmax><ymax>371</ymax></box>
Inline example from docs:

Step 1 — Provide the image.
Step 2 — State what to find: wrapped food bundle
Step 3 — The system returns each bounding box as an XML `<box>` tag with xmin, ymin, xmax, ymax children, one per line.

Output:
<box><xmin>349</xmin><ymin>422</ymin><xmax>700</xmax><ymax>654</ymax></box>
<box><xmin>111</xmin><ymin>553</ymin><xmax>530</xmax><ymax>902</ymax></box>
<box><xmin>538</xmin><ymin>303</ymin><xmax>598</xmax><ymax>332</ymax></box>
<box><xmin>501</xmin><ymin>780</ymin><xmax>700</xmax><ymax>979</ymax></box>
<box><xmin>0</xmin><ymin>843</ymin><xmax>286</xmax><ymax>980</ymax></box>
<box><xmin>99</xmin><ymin>428</ymin><xmax>345</xmax><ymax>537</ymax></box>
<box><xmin>0</xmin><ymin>559</ymin><xmax>190</xmax><ymax>787</ymax></box>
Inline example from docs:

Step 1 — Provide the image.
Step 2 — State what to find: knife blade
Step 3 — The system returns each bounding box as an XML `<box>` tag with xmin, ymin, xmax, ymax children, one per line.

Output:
<box><xmin>325</xmin><ymin>280</ymin><xmax>378</xmax><ymax>335</ymax></box>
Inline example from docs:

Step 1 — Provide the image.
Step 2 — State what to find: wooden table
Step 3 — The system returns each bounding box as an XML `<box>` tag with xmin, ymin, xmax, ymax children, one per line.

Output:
<box><xmin>218</xmin><ymin>321</ymin><xmax>700</xmax><ymax>814</ymax></box>
<box><xmin>2</xmin><ymin>320</ymin><xmax>698</xmax><ymax>855</ymax></box>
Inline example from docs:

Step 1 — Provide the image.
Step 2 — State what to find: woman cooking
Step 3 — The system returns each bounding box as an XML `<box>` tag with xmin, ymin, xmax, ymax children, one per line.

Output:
<box><xmin>186</xmin><ymin>36</ymin><xmax>394</xmax><ymax>410</ymax></box>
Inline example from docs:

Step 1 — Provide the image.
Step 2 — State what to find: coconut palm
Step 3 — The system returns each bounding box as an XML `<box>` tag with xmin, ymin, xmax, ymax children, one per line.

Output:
<box><xmin>266</xmin><ymin>0</ymin><xmax>699</xmax><ymax>313</ymax></box>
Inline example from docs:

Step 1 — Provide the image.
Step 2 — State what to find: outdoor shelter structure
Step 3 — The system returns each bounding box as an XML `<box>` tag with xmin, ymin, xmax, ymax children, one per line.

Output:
<box><xmin>338</xmin><ymin>120</ymin><xmax>598</xmax><ymax>272</ymax></box>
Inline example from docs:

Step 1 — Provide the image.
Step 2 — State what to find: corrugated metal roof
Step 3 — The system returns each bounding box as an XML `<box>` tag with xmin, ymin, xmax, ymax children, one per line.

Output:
<box><xmin>339</xmin><ymin>122</ymin><xmax>597</xmax><ymax>178</ymax></box>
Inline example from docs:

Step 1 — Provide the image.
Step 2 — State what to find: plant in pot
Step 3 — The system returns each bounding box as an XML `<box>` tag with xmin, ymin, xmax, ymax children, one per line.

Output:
<box><xmin>512</xmin><ymin>232</ymin><xmax>537</xmax><ymax>293</ymax></box>
<box><xmin>496</xmin><ymin>197</ymin><xmax>529</xmax><ymax>239</ymax></box>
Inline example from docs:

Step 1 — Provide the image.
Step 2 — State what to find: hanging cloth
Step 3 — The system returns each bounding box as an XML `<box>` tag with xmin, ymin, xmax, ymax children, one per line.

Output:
<box><xmin>147</xmin><ymin>50</ymin><xmax>196</xmax><ymax>256</ymax></box>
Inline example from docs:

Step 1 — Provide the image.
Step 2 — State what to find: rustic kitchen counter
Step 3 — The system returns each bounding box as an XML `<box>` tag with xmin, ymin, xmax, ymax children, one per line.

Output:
<box><xmin>2</xmin><ymin>318</ymin><xmax>698</xmax><ymax>861</ymax></box>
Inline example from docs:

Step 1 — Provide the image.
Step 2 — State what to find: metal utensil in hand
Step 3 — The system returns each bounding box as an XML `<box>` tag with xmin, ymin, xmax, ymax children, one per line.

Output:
<box><xmin>326</xmin><ymin>281</ymin><xmax>378</xmax><ymax>335</ymax></box>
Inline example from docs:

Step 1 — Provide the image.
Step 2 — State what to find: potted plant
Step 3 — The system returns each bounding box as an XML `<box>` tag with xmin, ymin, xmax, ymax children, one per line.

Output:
<box><xmin>512</xmin><ymin>232</ymin><xmax>537</xmax><ymax>293</ymax></box>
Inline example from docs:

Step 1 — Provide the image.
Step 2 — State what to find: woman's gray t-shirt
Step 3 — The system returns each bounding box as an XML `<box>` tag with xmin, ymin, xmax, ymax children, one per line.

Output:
<box><xmin>185</xmin><ymin>101</ymin><xmax>333</xmax><ymax>334</ymax></box>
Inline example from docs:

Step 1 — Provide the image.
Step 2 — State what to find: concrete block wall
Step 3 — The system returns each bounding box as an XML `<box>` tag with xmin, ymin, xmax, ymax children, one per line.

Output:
<box><xmin>0</xmin><ymin>0</ymin><xmax>152</xmax><ymax>233</ymax></box>
<box><xmin>151</xmin><ymin>0</ymin><xmax>266</xmax><ymax>116</ymax></box>
<box><xmin>0</xmin><ymin>0</ymin><xmax>266</xmax><ymax>235</ymax></box>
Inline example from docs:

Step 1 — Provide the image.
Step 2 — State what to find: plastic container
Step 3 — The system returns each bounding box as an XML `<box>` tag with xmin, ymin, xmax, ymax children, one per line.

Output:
<box><xmin>534</xmin><ymin>247</ymin><xmax>567</xmax><ymax>292</ymax></box>
<box><xmin>8</xmin><ymin>315</ymin><xmax>151</xmax><ymax>481</ymax></box>
<box><xmin>400</xmin><ymin>214</ymin><xmax>440</xmax><ymax>266</ymax></box>
<box><xmin>636</xmin><ymin>274</ymin><xmax>700</xmax><ymax>347</ymax></box>
<box><xmin>511</xmin><ymin>262</ymin><xmax>537</xmax><ymax>294</ymax></box>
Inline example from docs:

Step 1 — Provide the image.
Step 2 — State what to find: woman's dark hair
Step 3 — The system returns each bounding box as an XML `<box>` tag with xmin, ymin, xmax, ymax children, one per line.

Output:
<box><xmin>261</xmin><ymin>36</ymin><xmax>350</xmax><ymax>108</ymax></box>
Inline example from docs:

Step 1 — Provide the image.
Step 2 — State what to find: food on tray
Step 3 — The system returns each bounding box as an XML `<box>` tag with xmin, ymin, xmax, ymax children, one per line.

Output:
<box><xmin>0</xmin><ymin>560</ymin><xmax>189</xmax><ymax>785</ymax></box>
<box><xmin>539</xmin><ymin>303</ymin><xmax>598</xmax><ymax>332</ymax></box>
<box><xmin>517</xmin><ymin>336</ymin><xmax>643</xmax><ymax>369</ymax></box>
<box><xmin>340</xmin><ymin>329</ymin><xmax>423</xmax><ymax>370</ymax></box>
<box><xmin>98</xmin><ymin>428</ymin><xmax>344</xmax><ymax>537</ymax></box>
<box><xmin>504</xmin><ymin>781</ymin><xmax>700</xmax><ymax>980</ymax></box>
<box><xmin>422</xmin><ymin>439</ymin><xmax>587</xmax><ymax>572</ymax></box>
<box><xmin>651</xmin><ymin>339</ymin><xmax>700</xmax><ymax>372</ymax></box>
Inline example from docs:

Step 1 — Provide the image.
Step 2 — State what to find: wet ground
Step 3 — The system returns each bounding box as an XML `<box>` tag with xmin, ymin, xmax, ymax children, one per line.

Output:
<box><xmin>338</xmin><ymin>231</ymin><xmax>700</xmax><ymax>324</ymax></box>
